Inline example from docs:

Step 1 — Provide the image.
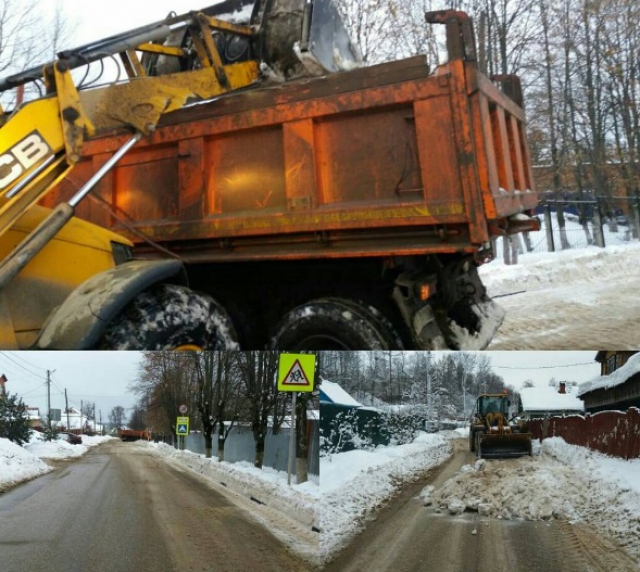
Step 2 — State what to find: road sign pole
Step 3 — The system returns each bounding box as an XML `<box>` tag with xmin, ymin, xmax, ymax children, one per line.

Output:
<box><xmin>287</xmin><ymin>392</ymin><xmax>297</xmax><ymax>486</ymax></box>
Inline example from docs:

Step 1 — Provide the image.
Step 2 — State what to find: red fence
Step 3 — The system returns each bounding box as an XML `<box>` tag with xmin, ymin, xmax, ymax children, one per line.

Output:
<box><xmin>528</xmin><ymin>407</ymin><xmax>640</xmax><ymax>460</ymax></box>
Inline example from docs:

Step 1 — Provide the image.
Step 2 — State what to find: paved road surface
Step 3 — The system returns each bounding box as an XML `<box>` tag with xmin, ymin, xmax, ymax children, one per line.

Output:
<box><xmin>0</xmin><ymin>441</ymin><xmax>313</xmax><ymax>572</ymax></box>
<box><xmin>324</xmin><ymin>441</ymin><xmax>638</xmax><ymax>572</ymax></box>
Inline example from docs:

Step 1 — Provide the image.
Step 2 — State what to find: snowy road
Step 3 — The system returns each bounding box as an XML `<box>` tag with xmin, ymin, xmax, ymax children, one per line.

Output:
<box><xmin>482</xmin><ymin>245</ymin><xmax>640</xmax><ymax>350</ymax></box>
<box><xmin>324</xmin><ymin>440</ymin><xmax>639</xmax><ymax>572</ymax></box>
<box><xmin>0</xmin><ymin>441</ymin><xmax>313</xmax><ymax>572</ymax></box>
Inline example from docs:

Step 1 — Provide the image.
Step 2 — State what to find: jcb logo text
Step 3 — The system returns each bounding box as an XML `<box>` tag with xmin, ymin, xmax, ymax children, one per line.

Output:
<box><xmin>0</xmin><ymin>131</ymin><xmax>51</xmax><ymax>190</ymax></box>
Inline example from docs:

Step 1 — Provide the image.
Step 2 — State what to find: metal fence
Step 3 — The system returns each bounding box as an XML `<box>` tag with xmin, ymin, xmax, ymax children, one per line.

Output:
<box><xmin>174</xmin><ymin>422</ymin><xmax>319</xmax><ymax>477</ymax></box>
<box><xmin>494</xmin><ymin>197</ymin><xmax>640</xmax><ymax>262</ymax></box>
<box><xmin>528</xmin><ymin>408</ymin><xmax>640</xmax><ymax>460</ymax></box>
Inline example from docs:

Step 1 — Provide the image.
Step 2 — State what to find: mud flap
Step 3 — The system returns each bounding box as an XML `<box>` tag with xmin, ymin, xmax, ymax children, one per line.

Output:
<box><xmin>447</xmin><ymin>297</ymin><xmax>506</xmax><ymax>351</ymax></box>
<box><xmin>434</xmin><ymin>258</ymin><xmax>506</xmax><ymax>350</ymax></box>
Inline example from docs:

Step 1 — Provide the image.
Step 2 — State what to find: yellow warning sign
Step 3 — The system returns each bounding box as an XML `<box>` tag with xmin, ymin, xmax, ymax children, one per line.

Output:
<box><xmin>277</xmin><ymin>354</ymin><xmax>316</xmax><ymax>393</ymax></box>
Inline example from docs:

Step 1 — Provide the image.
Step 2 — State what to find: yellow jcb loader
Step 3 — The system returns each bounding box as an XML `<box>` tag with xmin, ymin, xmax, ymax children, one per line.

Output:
<box><xmin>469</xmin><ymin>392</ymin><xmax>532</xmax><ymax>459</ymax></box>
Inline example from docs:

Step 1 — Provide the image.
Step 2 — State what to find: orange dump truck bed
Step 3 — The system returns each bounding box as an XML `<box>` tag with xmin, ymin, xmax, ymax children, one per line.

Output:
<box><xmin>52</xmin><ymin>58</ymin><xmax>536</xmax><ymax>262</ymax></box>
<box><xmin>45</xmin><ymin>12</ymin><xmax>538</xmax><ymax>351</ymax></box>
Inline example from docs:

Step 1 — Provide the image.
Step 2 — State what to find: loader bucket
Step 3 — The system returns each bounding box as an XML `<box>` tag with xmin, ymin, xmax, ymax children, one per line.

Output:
<box><xmin>258</xmin><ymin>0</ymin><xmax>362</xmax><ymax>77</ymax></box>
<box><xmin>305</xmin><ymin>0</ymin><xmax>363</xmax><ymax>73</ymax></box>
<box><xmin>477</xmin><ymin>433</ymin><xmax>532</xmax><ymax>459</ymax></box>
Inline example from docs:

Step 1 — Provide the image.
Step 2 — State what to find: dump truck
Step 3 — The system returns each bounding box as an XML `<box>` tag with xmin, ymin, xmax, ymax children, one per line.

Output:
<box><xmin>118</xmin><ymin>428</ymin><xmax>151</xmax><ymax>442</ymax></box>
<box><xmin>1</xmin><ymin>4</ymin><xmax>538</xmax><ymax>350</ymax></box>
<box><xmin>469</xmin><ymin>392</ymin><xmax>532</xmax><ymax>458</ymax></box>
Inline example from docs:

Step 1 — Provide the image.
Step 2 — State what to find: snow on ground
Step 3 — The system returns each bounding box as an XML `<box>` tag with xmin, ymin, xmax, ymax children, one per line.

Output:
<box><xmin>145</xmin><ymin>442</ymin><xmax>318</xmax><ymax>520</ymax></box>
<box><xmin>320</xmin><ymin>432</ymin><xmax>453</xmax><ymax>561</ymax></box>
<box><xmin>430</xmin><ymin>437</ymin><xmax>640</xmax><ymax>562</ymax></box>
<box><xmin>24</xmin><ymin>433</ymin><xmax>113</xmax><ymax>460</ymax></box>
<box><xmin>0</xmin><ymin>438</ymin><xmax>51</xmax><ymax>492</ymax></box>
<box><xmin>0</xmin><ymin>434</ymin><xmax>114</xmax><ymax>492</ymax></box>
<box><xmin>482</xmin><ymin>242</ymin><xmax>640</xmax><ymax>349</ymax></box>
<box><xmin>141</xmin><ymin>441</ymin><xmax>319</xmax><ymax>565</ymax></box>
<box><xmin>481</xmin><ymin>242</ymin><xmax>640</xmax><ymax>298</ymax></box>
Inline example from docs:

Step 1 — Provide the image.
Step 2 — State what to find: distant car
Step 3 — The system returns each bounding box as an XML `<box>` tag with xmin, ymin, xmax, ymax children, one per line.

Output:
<box><xmin>59</xmin><ymin>432</ymin><xmax>82</xmax><ymax>445</ymax></box>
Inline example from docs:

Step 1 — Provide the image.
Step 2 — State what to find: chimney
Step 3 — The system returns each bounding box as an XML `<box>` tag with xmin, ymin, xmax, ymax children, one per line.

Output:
<box><xmin>558</xmin><ymin>382</ymin><xmax>566</xmax><ymax>394</ymax></box>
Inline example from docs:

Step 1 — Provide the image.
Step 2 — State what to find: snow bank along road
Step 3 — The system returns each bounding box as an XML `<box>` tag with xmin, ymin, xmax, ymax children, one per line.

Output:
<box><xmin>0</xmin><ymin>440</ymin><xmax>314</xmax><ymax>572</ymax></box>
<box><xmin>324</xmin><ymin>439</ymin><xmax>639</xmax><ymax>572</ymax></box>
<box><xmin>482</xmin><ymin>244</ymin><xmax>640</xmax><ymax>350</ymax></box>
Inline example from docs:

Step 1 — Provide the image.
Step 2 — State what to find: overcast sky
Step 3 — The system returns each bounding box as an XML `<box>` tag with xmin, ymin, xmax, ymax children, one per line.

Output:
<box><xmin>3</xmin><ymin>352</ymin><xmax>143</xmax><ymax>420</ymax></box>
<box><xmin>475</xmin><ymin>351</ymin><xmax>600</xmax><ymax>389</ymax></box>
<box><xmin>53</xmin><ymin>0</ymin><xmax>229</xmax><ymax>47</ymax></box>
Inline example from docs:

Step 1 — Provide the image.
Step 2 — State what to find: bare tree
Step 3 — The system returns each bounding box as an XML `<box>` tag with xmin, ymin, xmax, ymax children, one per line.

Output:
<box><xmin>236</xmin><ymin>351</ymin><xmax>280</xmax><ymax>468</ymax></box>
<box><xmin>0</xmin><ymin>0</ymin><xmax>75</xmax><ymax>107</ymax></box>
<box><xmin>193</xmin><ymin>352</ymin><xmax>244</xmax><ymax>460</ymax></box>
<box><xmin>108</xmin><ymin>405</ymin><xmax>126</xmax><ymax>430</ymax></box>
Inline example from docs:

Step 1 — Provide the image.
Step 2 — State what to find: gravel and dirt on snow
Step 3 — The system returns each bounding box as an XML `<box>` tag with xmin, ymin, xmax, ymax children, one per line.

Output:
<box><xmin>429</xmin><ymin>437</ymin><xmax>640</xmax><ymax>564</ymax></box>
<box><xmin>319</xmin><ymin>432</ymin><xmax>454</xmax><ymax>562</ymax></box>
<box><xmin>482</xmin><ymin>243</ymin><xmax>640</xmax><ymax>349</ymax></box>
<box><xmin>140</xmin><ymin>441</ymin><xmax>320</xmax><ymax>567</ymax></box>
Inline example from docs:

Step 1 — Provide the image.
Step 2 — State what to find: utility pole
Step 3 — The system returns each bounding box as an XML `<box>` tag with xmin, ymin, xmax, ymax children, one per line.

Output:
<box><xmin>426</xmin><ymin>352</ymin><xmax>433</xmax><ymax>427</ymax></box>
<box><xmin>80</xmin><ymin>399</ymin><xmax>83</xmax><ymax>434</ymax></box>
<box><xmin>65</xmin><ymin>389</ymin><xmax>70</xmax><ymax>431</ymax></box>
<box><xmin>46</xmin><ymin>370</ymin><xmax>51</xmax><ymax>424</ymax></box>
<box><xmin>99</xmin><ymin>410</ymin><xmax>102</xmax><ymax>435</ymax></box>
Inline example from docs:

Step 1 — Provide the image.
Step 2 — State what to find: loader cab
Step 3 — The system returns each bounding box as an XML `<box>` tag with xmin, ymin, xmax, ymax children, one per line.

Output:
<box><xmin>475</xmin><ymin>394</ymin><xmax>510</xmax><ymax>419</ymax></box>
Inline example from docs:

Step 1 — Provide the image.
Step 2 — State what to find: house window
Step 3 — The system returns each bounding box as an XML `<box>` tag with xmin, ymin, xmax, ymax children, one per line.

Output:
<box><xmin>606</xmin><ymin>355</ymin><xmax>618</xmax><ymax>374</ymax></box>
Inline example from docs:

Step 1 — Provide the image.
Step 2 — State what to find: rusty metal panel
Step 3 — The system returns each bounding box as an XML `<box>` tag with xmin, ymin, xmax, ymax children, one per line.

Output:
<box><xmin>204</xmin><ymin>127</ymin><xmax>285</xmax><ymax>215</ymax></box>
<box><xmin>414</xmin><ymin>98</ymin><xmax>464</xmax><ymax>213</ymax></box>
<box><xmin>314</xmin><ymin>106</ymin><xmax>422</xmax><ymax>205</ymax></box>
<box><xmin>178</xmin><ymin>137</ymin><xmax>205</xmax><ymax>220</ymax></box>
<box><xmin>469</xmin><ymin>72</ymin><xmax>538</xmax><ymax>219</ymax></box>
<box><xmin>114</xmin><ymin>144</ymin><xmax>180</xmax><ymax>221</ymax></box>
<box><xmin>283</xmin><ymin>120</ymin><xmax>317</xmax><ymax>210</ymax></box>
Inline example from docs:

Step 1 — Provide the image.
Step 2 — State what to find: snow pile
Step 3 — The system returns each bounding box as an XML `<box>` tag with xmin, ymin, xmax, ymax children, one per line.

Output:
<box><xmin>578</xmin><ymin>352</ymin><xmax>640</xmax><ymax>395</ymax></box>
<box><xmin>320</xmin><ymin>432</ymin><xmax>452</xmax><ymax>560</ymax></box>
<box><xmin>24</xmin><ymin>434</ymin><xmax>112</xmax><ymax>460</ymax></box>
<box><xmin>430</xmin><ymin>438</ymin><xmax>640</xmax><ymax>561</ymax></box>
<box><xmin>481</xmin><ymin>242</ymin><xmax>640</xmax><ymax>298</ymax></box>
<box><xmin>144</xmin><ymin>442</ymin><xmax>318</xmax><ymax>528</ymax></box>
<box><xmin>0</xmin><ymin>437</ymin><xmax>51</xmax><ymax>491</ymax></box>
<box><xmin>25</xmin><ymin>440</ymin><xmax>87</xmax><ymax>459</ymax></box>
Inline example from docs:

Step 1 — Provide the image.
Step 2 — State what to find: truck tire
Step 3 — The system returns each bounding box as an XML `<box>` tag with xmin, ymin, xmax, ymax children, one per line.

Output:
<box><xmin>98</xmin><ymin>284</ymin><xmax>238</xmax><ymax>350</ymax></box>
<box><xmin>469</xmin><ymin>429</ymin><xmax>475</xmax><ymax>452</ymax></box>
<box><xmin>271</xmin><ymin>298</ymin><xmax>402</xmax><ymax>350</ymax></box>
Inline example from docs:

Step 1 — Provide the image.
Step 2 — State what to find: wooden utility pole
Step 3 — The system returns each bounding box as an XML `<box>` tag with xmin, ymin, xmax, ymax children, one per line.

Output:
<box><xmin>65</xmin><ymin>389</ymin><xmax>70</xmax><ymax>431</ymax></box>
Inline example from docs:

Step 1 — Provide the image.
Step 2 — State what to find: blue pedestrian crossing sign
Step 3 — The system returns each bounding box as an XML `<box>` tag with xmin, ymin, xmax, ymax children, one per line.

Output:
<box><xmin>176</xmin><ymin>416</ymin><xmax>189</xmax><ymax>435</ymax></box>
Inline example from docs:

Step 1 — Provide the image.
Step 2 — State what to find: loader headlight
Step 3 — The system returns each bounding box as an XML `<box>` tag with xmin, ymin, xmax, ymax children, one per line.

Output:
<box><xmin>111</xmin><ymin>241</ymin><xmax>134</xmax><ymax>265</ymax></box>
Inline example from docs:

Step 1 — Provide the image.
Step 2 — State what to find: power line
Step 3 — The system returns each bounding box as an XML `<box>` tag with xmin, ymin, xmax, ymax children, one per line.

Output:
<box><xmin>492</xmin><ymin>362</ymin><xmax>595</xmax><ymax>370</ymax></box>
<box><xmin>0</xmin><ymin>353</ymin><xmax>47</xmax><ymax>378</ymax></box>
<box><xmin>5</xmin><ymin>351</ymin><xmax>48</xmax><ymax>374</ymax></box>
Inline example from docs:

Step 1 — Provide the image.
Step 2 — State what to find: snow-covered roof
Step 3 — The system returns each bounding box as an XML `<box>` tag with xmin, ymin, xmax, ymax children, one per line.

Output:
<box><xmin>578</xmin><ymin>353</ymin><xmax>640</xmax><ymax>396</ymax></box>
<box><xmin>520</xmin><ymin>387</ymin><xmax>584</xmax><ymax>412</ymax></box>
<box><xmin>319</xmin><ymin>380</ymin><xmax>362</xmax><ymax>407</ymax></box>
<box><xmin>26</xmin><ymin>407</ymin><xmax>41</xmax><ymax>420</ymax></box>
